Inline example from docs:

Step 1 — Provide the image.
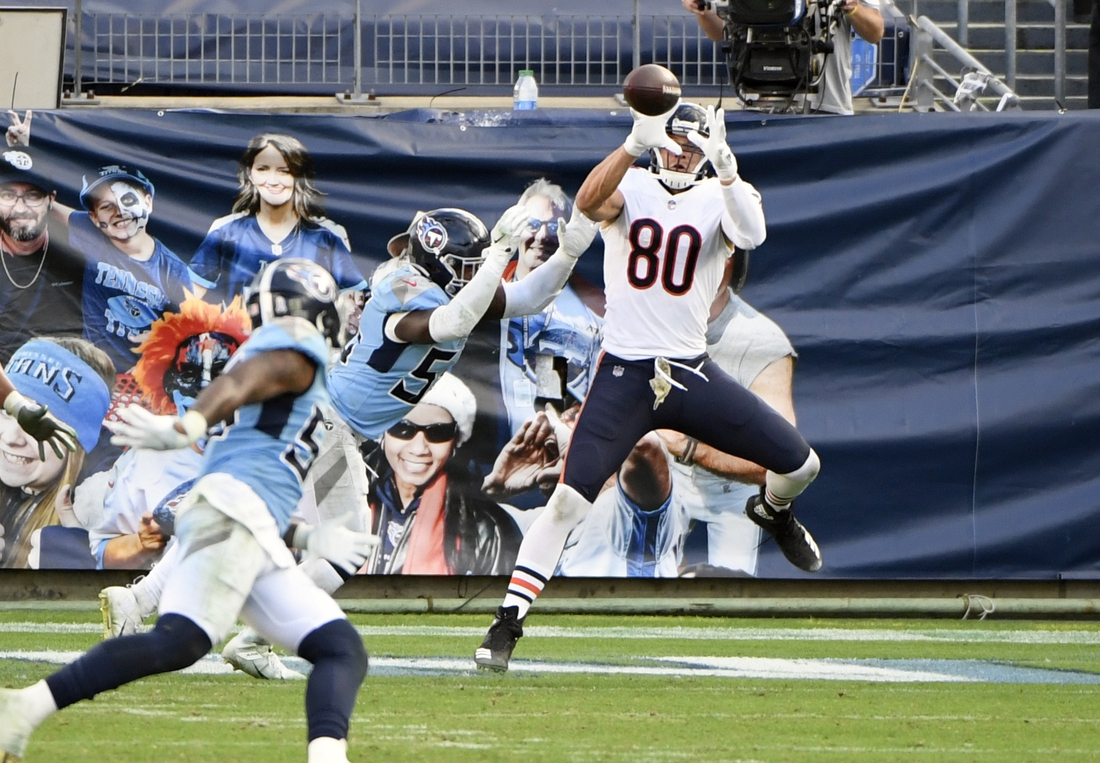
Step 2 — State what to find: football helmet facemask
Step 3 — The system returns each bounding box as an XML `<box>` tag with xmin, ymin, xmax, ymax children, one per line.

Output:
<box><xmin>245</xmin><ymin>258</ymin><xmax>341</xmax><ymax>348</ymax></box>
<box><xmin>649</xmin><ymin>102</ymin><xmax>713</xmax><ymax>192</ymax></box>
<box><xmin>386</xmin><ymin>208</ymin><xmax>490</xmax><ymax>296</ymax></box>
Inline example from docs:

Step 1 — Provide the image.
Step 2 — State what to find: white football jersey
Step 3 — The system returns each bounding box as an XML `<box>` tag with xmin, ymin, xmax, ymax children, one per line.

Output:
<box><xmin>600</xmin><ymin>168</ymin><xmax>761</xmax><ymax>360</ymax></box>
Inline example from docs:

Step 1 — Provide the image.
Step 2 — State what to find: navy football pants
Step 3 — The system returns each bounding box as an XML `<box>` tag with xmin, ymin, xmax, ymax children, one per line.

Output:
<box><xmin>563</xmin><ymin>352</ymin><xmax>811</xmax><ymax>503</ymax></box>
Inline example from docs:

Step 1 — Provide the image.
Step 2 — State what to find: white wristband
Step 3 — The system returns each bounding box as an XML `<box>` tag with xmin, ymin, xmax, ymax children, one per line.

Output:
<box><xmin>2</xmin><ymin>390</ymin><xmax>27</xmax><ymax>416</ymax></box>
<box><xmin>180</xmin><ymin>410</ymin><xmax>209</xmax><ymax>444</ymax></box>
<box><xmin>291</xmin><ymin>522</ymin><xmax>314</xmax><ymax>550</ymax></box>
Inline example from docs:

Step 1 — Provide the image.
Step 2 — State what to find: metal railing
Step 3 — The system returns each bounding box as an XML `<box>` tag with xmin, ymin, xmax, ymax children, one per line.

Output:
<box><xmin>1013</xmin><ymin>0</ymin><xmax>1067</xmax><ymax>104</ymax></box>
<box><xmin>68</xmin><ymin>1</ymin><xmax>727</xmax><ymax>96</ymax></box>
<box><xmin>931</xmin><ymin>0</ymin><xmax>1069</xmax><ymax>106</ymax></box>
<box><xmin>910</xmin><ymin>15</ymin><xmax>1021</xmax><ymax>110</ymax></box>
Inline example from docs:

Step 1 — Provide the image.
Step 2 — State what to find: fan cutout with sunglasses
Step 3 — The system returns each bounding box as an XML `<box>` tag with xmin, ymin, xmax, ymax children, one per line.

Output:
<box><xmin>387</xmin><ymin>419</ymin><xmax>458</xmax><ymax>443</ymax></box>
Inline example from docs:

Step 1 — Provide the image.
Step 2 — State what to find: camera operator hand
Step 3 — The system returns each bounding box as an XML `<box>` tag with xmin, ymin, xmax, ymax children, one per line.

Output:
<box><xmin>682</xmin><ymin>0</ymin><xmax>725</xmax><ymax>42</ymax></box>
<box><xmin>623</xmin><ymin>105</ymin><xmax>682</xmax><ymax>158</ymax></box>
<box><xmin>687</xmin><ymin>105</ymin><xmax>738</xmax><ymax>184</ymax></box>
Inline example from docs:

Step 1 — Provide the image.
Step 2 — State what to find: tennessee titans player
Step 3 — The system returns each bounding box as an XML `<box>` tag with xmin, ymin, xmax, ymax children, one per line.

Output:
<box><xmin>0</xmin><ymin>259</ymin><xmax>374</xmax><ymax>763</ymax></box>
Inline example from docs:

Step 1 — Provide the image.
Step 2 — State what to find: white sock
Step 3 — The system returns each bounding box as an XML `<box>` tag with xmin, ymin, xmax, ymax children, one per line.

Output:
<box><xmin>502</xmin><ymin>484</ymin><xmax>591</xmax><ymax>619</ymax></box>
<box><xmin>764</xmin><ymin>449</ymin><xmax>821</xmax><ymax>510</ymax></box>
<box><xmin>22</xmin><ymin>680</ymin><xmax>58</xmax><ymax>728</ymax></box>
<box><xmin>307</xmin><ymin>736</ymin><xmax>349</xmax><ymax>763</ymax></box>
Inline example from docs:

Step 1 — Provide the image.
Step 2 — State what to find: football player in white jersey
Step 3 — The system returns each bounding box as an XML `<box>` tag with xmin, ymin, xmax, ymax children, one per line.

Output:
<box><xmin>476</xmin><ymin>102</ymin><xmax>823</xmax><ymax>672</ymax></box>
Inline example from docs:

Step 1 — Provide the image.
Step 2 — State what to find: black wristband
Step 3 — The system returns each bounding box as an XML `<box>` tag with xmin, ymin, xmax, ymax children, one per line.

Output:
<box><xmin>675</xmin><ymin>437</ymin><xmax>699</xmax><ymax>466</ymax></box>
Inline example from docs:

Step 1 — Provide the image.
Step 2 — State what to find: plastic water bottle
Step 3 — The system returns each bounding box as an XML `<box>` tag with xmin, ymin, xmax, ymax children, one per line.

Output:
<box><xmin>513</xmin><ymin>70</ymin><xmax>538</xmax><ymax>110</ymax></box>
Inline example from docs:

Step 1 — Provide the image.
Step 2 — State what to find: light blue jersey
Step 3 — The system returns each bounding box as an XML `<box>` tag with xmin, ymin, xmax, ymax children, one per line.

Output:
<box><xmin>200</xmin><ymin>321</ymin><xmax>330</xmax><ymax>533</ymax></box>
<box><xmin>328</xmin><ymin>260</ymin><xmax>464</xmax><ymax>439</ymax></box>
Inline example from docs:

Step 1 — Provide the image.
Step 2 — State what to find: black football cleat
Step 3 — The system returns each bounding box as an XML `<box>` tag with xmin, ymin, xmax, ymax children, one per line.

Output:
<box><xmin>745</xmin><ymin>491</ymin><xmax>823</xmax><ymax>573</ymax></box>
<box><xmin>475</xmin><ymin>605</ymin><xmax>525</xmax><ymax>672</ymax></box>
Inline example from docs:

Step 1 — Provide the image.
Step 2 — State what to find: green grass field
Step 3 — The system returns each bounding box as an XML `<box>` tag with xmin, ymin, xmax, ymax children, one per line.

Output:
<box><xmin>3</xmin><ymin>609</ymin><xmax>1100</xmax><ymax>762</ymax></box>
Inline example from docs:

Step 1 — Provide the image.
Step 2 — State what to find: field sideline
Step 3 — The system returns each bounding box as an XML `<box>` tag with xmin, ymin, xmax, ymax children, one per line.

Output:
<box><xmin>2</xmin><ymin>609</ymin><xmax>1099</xmax><ymax>762</ymax></box>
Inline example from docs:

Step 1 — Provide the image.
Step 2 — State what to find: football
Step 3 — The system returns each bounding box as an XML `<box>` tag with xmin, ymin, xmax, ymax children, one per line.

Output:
<box><xmin>622</xmin><ymin>64</ymin><xmax>682</xmax><ymax>116</ymax></box>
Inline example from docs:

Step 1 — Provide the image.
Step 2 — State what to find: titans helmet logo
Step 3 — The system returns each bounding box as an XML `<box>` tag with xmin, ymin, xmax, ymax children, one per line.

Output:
<box><xmin>416</xmin><ymin>215</ymin><xmax>448</xmax><ymax>254</ymax></box>
<box><xmin>283</xmin><ymin>262</ymin><xmax>338</xmax><ymax>302</ymax></box>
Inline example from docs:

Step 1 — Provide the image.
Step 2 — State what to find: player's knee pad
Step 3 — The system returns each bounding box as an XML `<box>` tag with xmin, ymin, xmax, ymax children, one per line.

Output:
<box><xmin>298</xmin><ymin>618</ymin><xmax>368</xmax><ymax>679</ymax></box>
<box><xmin>766</xmin><ymin>448</ymin><xmax>821</xmax><ymax>501</ymax></box>
<box><xmin>145</xmin><ymin>614</ymin><xmax>213</xmax><ymax>672</ymax></box>
<box><xmin>547</xmin><ymin>483</ymin><xmax>592</xmax><ymax>530</ymax></box>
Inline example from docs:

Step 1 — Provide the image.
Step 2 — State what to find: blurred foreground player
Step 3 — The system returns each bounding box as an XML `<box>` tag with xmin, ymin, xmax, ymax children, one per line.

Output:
<box><xmin>0</xmin><ymin>259</ymin><xmax>369</xmax><ymax>763</ymax></box>
<box><xmin>476</xmin><ymin>102</ymin><xmax>822</xmax><ymax>671</ymax></box>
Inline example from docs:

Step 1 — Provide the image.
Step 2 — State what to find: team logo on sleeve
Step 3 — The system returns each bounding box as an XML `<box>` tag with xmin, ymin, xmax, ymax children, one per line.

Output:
<box><xmin>284</xmin><ymin>262</ymin><xmax>338</xmax><ymax>301</ymax></box>
<box><xmin>415</xmin><ymin>215</ymin><xmax>448</xmax><ymax>254</ymax></box>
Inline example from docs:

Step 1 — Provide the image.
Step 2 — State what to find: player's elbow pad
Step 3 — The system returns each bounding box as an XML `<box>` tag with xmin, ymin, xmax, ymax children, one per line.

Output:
<box><xmin>723</xmin><ymin>179</ymin><xmax>767</xmax><ymax>249</ymax></box>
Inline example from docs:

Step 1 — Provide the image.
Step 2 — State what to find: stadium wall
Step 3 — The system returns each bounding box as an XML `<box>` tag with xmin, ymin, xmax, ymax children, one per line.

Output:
<box><xmin>3</xmin><ymin>107</ymin><xmax>1100</xmax><ymax>583</ymax></box>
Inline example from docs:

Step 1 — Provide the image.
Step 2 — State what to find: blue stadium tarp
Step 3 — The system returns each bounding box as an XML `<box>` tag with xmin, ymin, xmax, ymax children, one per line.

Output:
<box><xmin>20</xmin><ymin>107</ymin><xmax>1100</xmax><ymax>579</ymax></box>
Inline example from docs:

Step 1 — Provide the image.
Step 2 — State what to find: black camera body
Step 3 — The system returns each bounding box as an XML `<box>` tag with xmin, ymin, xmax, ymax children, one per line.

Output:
<box><xmin>723</xmin><ymin>0</ymin><xmax>807</xmax><ymax>26</ymax></box>
<box><xmin>705</xmin><ymin>0</ymin><xmax>838</xmax><ymax>110</ymax></box>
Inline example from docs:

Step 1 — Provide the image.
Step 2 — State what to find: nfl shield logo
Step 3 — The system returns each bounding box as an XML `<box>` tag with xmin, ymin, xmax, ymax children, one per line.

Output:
<box><xmin>613</xmin><ymin>365</ymin><xmax>625</xmax><ymax>377</ymax></box>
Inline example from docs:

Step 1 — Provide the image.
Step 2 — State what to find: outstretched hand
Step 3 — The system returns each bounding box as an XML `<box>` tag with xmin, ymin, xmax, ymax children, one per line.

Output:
<box><xmin>482</xmin><ymin>405</ymin><xmax>576</xmax><ymax>498</ymax></box>
<box><xmin>107</xmin><ymin>404</ymin><xmax>206</xmax><ymax>451</ymax></box>
<box><xmin>686</xmin><ymin>105</ymin><xmax>738</xmax><ymax>182</ymax></box>
<box><xmin>623</xmin><ymin>103</ymin><xmax>682</xmax><ymax>158</ymax></box>
<box><xmin>6</xmin><ymin>110</ymin><xmax>31</xmax><ymax>147</ymax></box>
<box><xmin>2</xmin><ymin>392</ymin><xmax>77</xmax><ymax>460</ymax></box>
<box><xmin>298</xmin><ymin>512</ymin><xmax>380</xmax><ymax>575</ymax></box>
<box><xmin>490</xmin><ymin>203</ymin><xmax>531</xmax><ymax>255</ymax></box>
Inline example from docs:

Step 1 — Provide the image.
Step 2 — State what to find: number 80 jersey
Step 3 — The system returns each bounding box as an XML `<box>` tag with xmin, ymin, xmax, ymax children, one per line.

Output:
<box><xmin>328</xmin><ymin>260</ymin><xmax>465</xmax><ymax>439</ymax></box>
<box><xmin>601</xmin><ymin>168</ymin><xmax>762</xmax><ymax>361</ymax></box>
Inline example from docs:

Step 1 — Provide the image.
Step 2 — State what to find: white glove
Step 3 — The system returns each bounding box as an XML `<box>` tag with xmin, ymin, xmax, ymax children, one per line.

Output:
<box><xmin>623</xmin><ymin>105</ymin><xmax>682</xmax><ymax>158</ymax></box>
<box><xmin>294</xmin><ymin>512</ymin><xmax>380</xmax><ymax>575</ymax></box>
<box><xmin>489</xmin><ymin>203</ymin><xmax>531</xmax><ymax>256</ymax></box>
<box><xmin>107</xmin><ymin>405</ymin><xmax>208</xmax><ymax>451</ymax></box>
<box><xmin>687</xmin><ymin>105</ymin><xmax>738</xmax><ymax>183</ymax></box>
<box><xmin>556</xmin><ymin>204</ymin><xmax>598</xmax><ymax>260</ymax></box>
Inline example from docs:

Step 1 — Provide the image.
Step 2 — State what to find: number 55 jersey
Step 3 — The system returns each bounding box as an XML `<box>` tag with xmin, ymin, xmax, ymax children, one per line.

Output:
<box><xmin>601</xmin><ymin>167</ymin><xmax>762</xmax><ymax>361</ymax></box>
<box><xmin>328</xmin><ymin>259</ymin><xmax>465</xmax><ymax>440</ymax></box>
<box><xmin>198</xmin><ymin>319</ymin><xmax>332</xmax><ymax>533</ymax></box>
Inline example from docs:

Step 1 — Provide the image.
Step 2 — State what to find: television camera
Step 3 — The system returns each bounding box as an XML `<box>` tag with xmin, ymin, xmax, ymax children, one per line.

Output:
<box><xmin>700</xmin><ymin>0</ymin><xmax>848</xmax><ymax>112</ymax></box>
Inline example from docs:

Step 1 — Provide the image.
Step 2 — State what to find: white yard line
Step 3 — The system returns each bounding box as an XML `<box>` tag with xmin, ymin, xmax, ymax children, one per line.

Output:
<box><xmin>0</xmin><ymin>650</ymin><xmax>972</xmax><ymax>682</ymax></box>
<box><xmin>2</xmin><ymin>622</ymin><xmax>1100</xmax><ymax>644</ymax></box>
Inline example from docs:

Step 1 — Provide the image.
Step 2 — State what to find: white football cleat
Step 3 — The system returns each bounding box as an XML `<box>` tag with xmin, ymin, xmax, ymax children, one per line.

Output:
<box><xmin>222</xmin><ymin>629</ymin><xmax>305</xmax><ymax>681</ymax></box>
<box><xmin>0</xmin><ymin>688</ymin><xmax>34</xmax><ymax>762</ymax></box>
<box><xmin>99</xmin><ymin>586</ymin><xmax>146</xmax><ymax>639</ymax></box>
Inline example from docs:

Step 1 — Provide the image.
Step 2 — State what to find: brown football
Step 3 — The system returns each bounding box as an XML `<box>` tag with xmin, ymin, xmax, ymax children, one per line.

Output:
<box><xmin>622</xmin><ymin>64</ymin><xmax>682</xmax><ymax>116</ymax></box>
